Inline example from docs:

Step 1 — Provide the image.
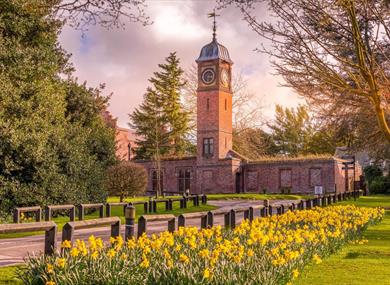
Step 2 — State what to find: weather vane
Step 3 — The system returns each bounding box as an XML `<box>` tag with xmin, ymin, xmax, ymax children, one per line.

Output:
<box><xmin>208</xmin><ymin>9</ymin><xmax>220</xmax><ymax>41</ymax></box>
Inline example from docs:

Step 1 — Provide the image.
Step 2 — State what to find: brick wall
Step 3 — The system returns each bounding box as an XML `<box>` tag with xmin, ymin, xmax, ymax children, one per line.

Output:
<box><xmin>243</xmin><ymin>159</ymin><xmax>338</xmax><ymax>194</ymax></box>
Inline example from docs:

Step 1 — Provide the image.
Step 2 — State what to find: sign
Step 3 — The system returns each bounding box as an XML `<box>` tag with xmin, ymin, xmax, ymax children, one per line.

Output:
<box><xmin>314</xmin><ymin>186</ymin><xmax>323</xmax><ymax>195</ymax></box>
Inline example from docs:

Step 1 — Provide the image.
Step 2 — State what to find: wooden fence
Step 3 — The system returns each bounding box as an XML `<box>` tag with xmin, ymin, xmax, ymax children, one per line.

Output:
<box><xmin>1</xmin><ymin>191</ymin><xmax>360</xmax><ymax>256</ymax></box>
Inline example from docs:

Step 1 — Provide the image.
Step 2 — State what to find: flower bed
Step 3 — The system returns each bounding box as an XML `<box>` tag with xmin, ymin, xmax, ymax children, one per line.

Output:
<box><xmin>20</xmin><ymin>205</ymin><xmax>384</xmax><ymax>285</ymax></box>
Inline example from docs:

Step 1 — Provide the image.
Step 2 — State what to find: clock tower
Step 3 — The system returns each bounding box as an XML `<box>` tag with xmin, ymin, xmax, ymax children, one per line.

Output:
<box><xmin>196</xmin><ymin>18</ymin><xmax>233</xmax><ymax>165</ymax></box>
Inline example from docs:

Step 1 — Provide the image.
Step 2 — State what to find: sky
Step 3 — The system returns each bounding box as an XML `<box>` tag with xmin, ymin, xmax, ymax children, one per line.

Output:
<box><xmin>59</xmin><ymin>0</ymin><xmax>302</xmax><ymax>128</ymax></box>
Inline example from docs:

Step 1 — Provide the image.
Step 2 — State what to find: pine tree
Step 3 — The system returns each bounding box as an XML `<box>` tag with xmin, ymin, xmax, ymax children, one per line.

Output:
<box><xmin>130</xmin><ymin>52</ymin><xmax>191</xmax><ymax>160</ymax></box>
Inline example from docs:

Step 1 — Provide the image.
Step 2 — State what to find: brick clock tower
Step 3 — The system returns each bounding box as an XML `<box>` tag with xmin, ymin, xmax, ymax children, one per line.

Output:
<box><xmin>195</xmin><ymin>14</ymin><xmax>240</xmax><ymax>193</ymax></box>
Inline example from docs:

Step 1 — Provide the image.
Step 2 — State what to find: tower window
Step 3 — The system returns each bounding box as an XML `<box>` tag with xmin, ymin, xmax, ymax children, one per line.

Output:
<box><xmin>206</xmin><ymin>98</ymin><xmax>210</xmax><ymax>111</ymax></box>
<box><xmin>203</xmin><ymin>138</ymin><xmax>214</xmax><ymax>156</ymax></box>
<box><xmin>225</xmin><ymin>99</ymin><xmax>227</xmax><ymax>111</ymax></box>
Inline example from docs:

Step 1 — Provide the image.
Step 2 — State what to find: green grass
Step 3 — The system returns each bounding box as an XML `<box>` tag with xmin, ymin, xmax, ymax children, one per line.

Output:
<box><xmin>296</xmin><ymin>195</ymin><xmax>390</xmax><ymax>285</ymax></box>
<box><xmin>206</xmin><ymin>193</ymin><xmax>311</xmax><ymax>201</ymax></box>
<box><xmin>0</xmin><ymin>265</ymin><xmax>22</xmax><ymax>284</ymax></box>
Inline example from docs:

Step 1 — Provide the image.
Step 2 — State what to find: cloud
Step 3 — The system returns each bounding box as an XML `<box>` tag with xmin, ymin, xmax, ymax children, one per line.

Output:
<box><xmin>58</xmin><ymin>0</ymin><xmax>301</xmax><ymax>128</ymax></box>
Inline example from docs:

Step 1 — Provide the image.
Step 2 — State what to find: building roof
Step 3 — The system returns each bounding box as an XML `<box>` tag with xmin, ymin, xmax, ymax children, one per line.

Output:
<box><xmin>247</xmin><ymin>154</ymin><xmax>338</xmax><ymax>165</ymax></box>
<box><xmin>196</xmin><ymin>38</ymin><xmax>233</xmax><ymax>64</ymax></box>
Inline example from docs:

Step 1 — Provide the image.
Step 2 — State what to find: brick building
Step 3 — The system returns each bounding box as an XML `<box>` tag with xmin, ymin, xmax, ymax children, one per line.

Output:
<box><xmin>136</xmin><ymin>29</ymin><xmax>359</xmax><ymax>195</ymax></box>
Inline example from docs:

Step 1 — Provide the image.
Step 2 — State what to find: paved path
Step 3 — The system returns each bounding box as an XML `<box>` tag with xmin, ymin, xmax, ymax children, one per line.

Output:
<box><xmin>0</xmin><ymin>199</ymin><xmax>298</xmax><ymax>267</ymax></box>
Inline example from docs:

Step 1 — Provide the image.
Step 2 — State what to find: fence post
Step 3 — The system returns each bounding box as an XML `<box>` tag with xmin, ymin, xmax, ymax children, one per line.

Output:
<box><xmin>78</xmin><ymin>205</ymin><xmax>84</xmax><ymax>221</ymax></box>
<box><xmin>111</xmin><ymin>220</ymin><xmax>121</xmax><ymax>237</ymax></box>
<box><xmin>249</xmin><ymin>207</ymin><xmax>254</xmax><ymax>221</ymax></box>
<box><xmin>230</xmin><ymin>209</ymin><xmax>236</xmax><ymax>229</ymax></box>
<box><xmin>268</xmin><ymin>205</ymin><xmax>273</xmax><ymax>216</ymax></box>
<box><xmin>45</xmin><ymin>206</ymin><xmax>51</xmax><ymax>221</ymax></box>
<box><xmin>148</xmin><ymin>199</ymin><xmax>153</xmax><ymax>213</ymax></box>
<box><xmin>153</xmin><ymin>200</ymin><xmax>157</xmax><ymax>213</ymax></box>
<box><xmin>165</xmin><ymin>200</ymin><xmax>169</xmax><ymax>211</ymax></box>
<box><xmin>69</xmin><ymin>207</ymin><xmax>75</xmax><ymax>222</ymax></box>
<box><xmin>106</xmin><ymin>204</ymin><xmax>111</xmax><ymax>217</ymax></box>
<box><xmin>178</xmin><ymin>215</ymin><xmax>185</xmax><ymax>227</ymax></box>
<box><xmin>180</xmin><ymin>199</ymin><xmax>184</xmax><ymax>209</ymax></box>
<box><xmin>138</xmin><ymin>216</ymin><xmax>146</xmax><ymax>237</ymax></box>
<box><xmin>201</xmin><ymin>215</ymin><xmax>208</xmax><ymax>229</ymax></box>
<box><xmin>280</xmin><ymin>205</ymin><xmax>285</xmax><ymax>214</ymax></box>
<box><xmin>125</xmin><ymin>205</ymin><xmax>135</xmax><ymax>240</ymax></box>
<box><xmin>13</xmin><ymin>209</ymin><xmax>20</xmax><ymax>223</ymax></box>
<box><xmin>44</xmin><ymin>224</ymin><xmax>57</xmax><ymax>256</ymax></box>
<box><xmin>62</xmin><ymin>223</ymin><xmax>74</xmax><ymax>244</ymax></box>
<box><xmin>260</xmin><ymin>207</ymin><xmax>266</xmax><ymax>217</ymax></box>
<box><xmin>224</xmin><ymin>212</ymin><xmax>231</xmax><ymax>229</ymax></box>
<box><xmin>207</xmin><ymin>211</ymin><xmax>214</xmax><ymax>227</ymax></box>
<box><xmin>35</xmin><ymin>208</ymin><xmax>42</xmax><ymax>222</ymax></box>
<box><xmin>168</xmin><ymin>218</ymin><xmax>175</xmax><ymax>233</ymax></box>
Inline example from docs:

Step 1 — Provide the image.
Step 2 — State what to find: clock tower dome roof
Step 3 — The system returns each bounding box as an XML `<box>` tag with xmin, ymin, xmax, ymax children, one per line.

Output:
<box><xmin>196</xmin><ymin>38</ymin><xmax>233</xmax><ymax>64</ymax></box>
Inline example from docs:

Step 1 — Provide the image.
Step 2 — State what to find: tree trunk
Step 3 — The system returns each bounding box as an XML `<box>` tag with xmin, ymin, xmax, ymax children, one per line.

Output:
<box><xmin>374</xmin><ymin>102</ymin><xmax>390</xmax><ymax>144</ymax></box>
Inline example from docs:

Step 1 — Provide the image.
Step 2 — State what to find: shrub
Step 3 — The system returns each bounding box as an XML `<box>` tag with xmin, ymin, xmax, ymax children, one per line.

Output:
<box><xmin>105</xmin><ymin>162</ymin><xmax>147</xmax><ymax>201</ymax></box>
<box><xmin>369</xmin><ymin>176</ymin><xmax>390</xmax><ymax>194</ymax></box>
<box><xmin>364</xmin><ymin>165</ymin><xmax>383</xmax><ymax>184</ymax></box>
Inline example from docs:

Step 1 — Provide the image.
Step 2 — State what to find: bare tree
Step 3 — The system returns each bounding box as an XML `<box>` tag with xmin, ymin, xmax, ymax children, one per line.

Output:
<box><xmin>219</xmin><ymin>0</ymin><xmax>390</xmax><ymax>150</ymax></box>
<box><xmin>49</xmin><ymin>0</ymin><xmax>150</xmax><ymax>29</ymax></box>
<box><xmin>182</xmin><ymin>64</ymin><xmax>264</xmax><ymax>134</ymax></box>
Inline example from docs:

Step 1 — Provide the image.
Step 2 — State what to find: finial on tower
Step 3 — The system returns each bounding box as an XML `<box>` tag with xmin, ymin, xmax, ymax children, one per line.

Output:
<box><xmin>208</xmin><ymin>9</ymin><xmax>220</xmax><ymax>41</ymax></box>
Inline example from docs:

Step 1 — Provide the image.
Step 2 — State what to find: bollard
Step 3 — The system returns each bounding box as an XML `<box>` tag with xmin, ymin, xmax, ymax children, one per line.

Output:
<box><xmin>280</xmin><ymin>205</ymin><xmax>285</xmax><ymax>214</ymax></box>
<box><xmin>268</xmin><ymin>205</ymin><xmax>273</xmax><ymax>216</ymax></box>
<box><xmin>125</xmin><ymin>206</ymin><xmax>135</xmax><ymax>240</ymax></box>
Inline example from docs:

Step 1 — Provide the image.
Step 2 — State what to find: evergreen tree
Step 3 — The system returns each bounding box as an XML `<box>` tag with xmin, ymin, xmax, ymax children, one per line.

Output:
<box><xmin>130</xmin><ymin>52</ymin><xmax>191</xmax><ymax>159</ymax></box>
<box><xmin>268</xmin><ymin>105</ymin><xmax>336</xmax><ymax>156</ymax></box>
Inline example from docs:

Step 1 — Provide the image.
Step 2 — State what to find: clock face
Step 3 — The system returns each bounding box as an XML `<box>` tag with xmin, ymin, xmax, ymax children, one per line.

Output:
<box><xmin>201</xmin><ymin>68</ymin><xmax>215</xmax><ymax>85</ymax></box>
<box><xmin>221</xmin><ymin>69</ymin><xmax>229</xmax><ymax>87</ymax></box>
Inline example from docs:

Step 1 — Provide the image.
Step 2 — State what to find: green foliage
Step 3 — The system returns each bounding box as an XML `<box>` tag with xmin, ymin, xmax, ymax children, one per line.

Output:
<box><xmin>0</xmin><ymin>1</ymin><xmax>116</xmax><ymax>218</ymax></box>
<box><xmin>363</xmin><ymin>165</ymin><xmax>389</xmax><ymax>194</ymax></box>
<box><xmin>267</xmin><ymin>105</ymin><xmax>336</xmax><ymax>156</ymax></box>
<box><xmin>105</xmin><ymin>162</ymin><xmax>147</xmax><ymax>202</ymax></box>
<box><xmin>130</xmin><ymin>52</ymin><xmax>192</xmax><ymax>159</ymax></box>
<box><xmin>364</xmin><ymin>165</ymin><xmax>383</xmax><ymax>185</ymax></box>
<box><xmin>369</xmin><ymin>177</ymin><xmax>390</xmax><ymax>195</ymax></box>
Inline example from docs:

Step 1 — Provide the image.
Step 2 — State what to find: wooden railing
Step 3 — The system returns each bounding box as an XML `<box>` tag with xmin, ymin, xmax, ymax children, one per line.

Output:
<box><xmin>62</xmin><ymin>217</ymin><xmax>121</xmax><ymax>245</ymax></box>
<box><xmin>0</xmin><ymin>221</ymin><xmax>57</xmax><ymax>255</ymax></box>
<box><xmin>13</xmin><ymin>206</ymin><xmax>42</xmax><ymax>223</ymax></box>
<box><xmin>45</xmin><ymin>205</ymin><xmax>75</xmax><ymax>222</ymax></box>
<box><xmin>2</xmin><ymin>191</ymin><xmax>360</xmax><ymax>257</ymax></box>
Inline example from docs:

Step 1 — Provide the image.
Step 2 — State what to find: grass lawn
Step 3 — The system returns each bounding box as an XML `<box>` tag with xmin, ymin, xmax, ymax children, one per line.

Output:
<box><xmin>0</xmin><ymin>265</ymin><xmax>22</xmax><ymax>285</ymax></box>
<box><xmin>296</xmin><ymin>195</ymin><xmax>390</xmax><ymax>285</ymax></box>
